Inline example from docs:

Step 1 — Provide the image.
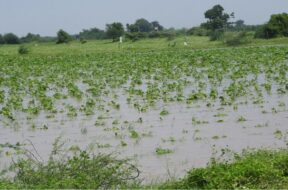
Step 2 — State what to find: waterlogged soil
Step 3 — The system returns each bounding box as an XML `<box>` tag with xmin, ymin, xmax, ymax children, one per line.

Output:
<box><xmin>0</xmin><ymin>86</ymin><xmax>287</xmax><ymax>182</ymax></box>
<box><xmin>0</xmin><ymin>46</ymin><xmax>288</xmax><ymax>182</ymax></box>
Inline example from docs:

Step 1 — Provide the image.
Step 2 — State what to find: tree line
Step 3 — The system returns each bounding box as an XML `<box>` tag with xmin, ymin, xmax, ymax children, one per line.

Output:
<box><xmin>0</xmin><ymin>4</ymin><xmax>287</xmax><ymax>45</ymax></box>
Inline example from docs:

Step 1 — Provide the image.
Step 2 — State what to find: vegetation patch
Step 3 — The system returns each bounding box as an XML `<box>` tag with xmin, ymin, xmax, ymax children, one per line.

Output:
<box><xmin>159</xmin><ymin>149</ymin><xmax>288</xmax><ymax>189</ymax></box>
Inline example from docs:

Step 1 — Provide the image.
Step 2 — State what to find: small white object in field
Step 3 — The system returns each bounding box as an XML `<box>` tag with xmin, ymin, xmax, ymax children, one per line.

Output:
<box><xmin>184</xmin><ymin>42</ymin><xmax>188</xmax><ymax>46</ymax></box>
<box><xmin>119</xmin><ymin>36</ymin><xmax>123</xmax><ymax>43</ymax></box>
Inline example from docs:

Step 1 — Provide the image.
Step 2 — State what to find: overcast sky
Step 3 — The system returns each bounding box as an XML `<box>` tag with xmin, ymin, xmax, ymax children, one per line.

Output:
<box><xmin>1</xmin><ymin>0</ymin><xmax>287</xmax><ymax>36</ymax></box>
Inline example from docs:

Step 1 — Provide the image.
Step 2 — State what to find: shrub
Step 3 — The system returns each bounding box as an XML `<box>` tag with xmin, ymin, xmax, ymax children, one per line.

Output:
<box><xmin>80</xmin><ymin>38</ymin><xmax>87</xmax><ymax>44</ymax></box>
<box><xmin>223</xmin><ymin>32</ymin><xmax>252</xmax><ymax>46</ymax></box>
<box><xmin>18</xmin><ymin>45</ymin><xmax>30</xmax><ymax>54</ymax></box>
<box><xmin>3</xmin><ymin>150</ymin><xmax>139</xmax><ymax>189</ymax></box>
<box><xmin>148</xmin><ymin>31</ymin><xmax>162</xmax><ymax>38</ymax></box>
<box><xmin>187</xmin><ymin>27</ymin><xmax>209</xmax><ymax>36</ymax></box>
<box><xmin>160</xmin><ymin>149</ymin><xmax>288</xmax><ymax>189</ymax></box>
<box><xmin>165</xmin><ymin>32</ymin><xmax>176</xmax><ymax>41</ymax></box>
<box><xmin>125</xmin><ymin>32</ymin><xmax>148</xmax><ymax>42</ymax></box>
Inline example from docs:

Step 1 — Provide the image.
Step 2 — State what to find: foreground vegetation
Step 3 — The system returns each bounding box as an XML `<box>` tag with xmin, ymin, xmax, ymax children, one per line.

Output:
<box><xmin>0</xmin><ymin>149</ymin><xmax>287</xmax><ymax>189</ymax></box>
<box><xmin>160</xmin><ymin>149</ymin><xmax>288</xmax><ymax>189</ymax></box>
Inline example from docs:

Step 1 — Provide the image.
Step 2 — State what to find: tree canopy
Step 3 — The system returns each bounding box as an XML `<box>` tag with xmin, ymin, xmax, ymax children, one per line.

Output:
<box><xmin>127</xmin><ymin>18</ymin><xmax>152</xmax><ymax>33</ymax></box>
<box><xmin>127</xmin><ymin>19</ymin><xmax>164</xmax><ymax>33</ymax></box>
<box><xmin>202</xmin><ymin>4</ymin><xmax>232</xmax><ymax>31</ymax></box>
<box><xmin>79</xmin><ymin>28</ymin><xmax>105</xmax><ymax>40</ymax></box>
<box><xmin>21</xmin><ymin>33</ymin><xmax>41</xmax><ymax>43</ymax></box>
<box><xmin>106</xmin><ymin>22</ymin><xmax>124</xmax><ymax>41</ymax></box>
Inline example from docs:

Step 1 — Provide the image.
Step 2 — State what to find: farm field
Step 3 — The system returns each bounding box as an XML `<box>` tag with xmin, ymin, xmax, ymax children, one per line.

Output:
<box><xmin>0</xmin><ymin>36</ymin><xmax>288</xmax><ymax>184</ymax></box>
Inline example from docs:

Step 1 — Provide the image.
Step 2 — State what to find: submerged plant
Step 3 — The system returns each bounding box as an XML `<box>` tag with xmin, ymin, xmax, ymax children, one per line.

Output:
<box><xmin>155</xmin><ymin>147</ymin><xmax>174</xmax><ymax>155</ymax></box>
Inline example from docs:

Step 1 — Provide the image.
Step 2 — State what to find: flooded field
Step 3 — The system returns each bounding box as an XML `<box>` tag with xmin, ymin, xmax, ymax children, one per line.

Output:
<box><xmin>0</xmin><ymin>46</ymin><xmax>288</xmax><ymax>182</ymax></box>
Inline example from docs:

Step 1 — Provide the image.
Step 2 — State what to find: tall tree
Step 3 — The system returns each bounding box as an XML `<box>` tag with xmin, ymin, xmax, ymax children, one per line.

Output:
<box><xmin>201</xmin><ymin>4</ymin><xmax>233</xmax><ymax>41</ymax></box>
<box><xmin>106</xmin><ymin>22</ymin><xmax>124</xmax><ymax>42</ymax></box>
<box><xmin>202</xmin><ymin>4</ymin><xmax>232</xmax><ymax>31</ymax></box>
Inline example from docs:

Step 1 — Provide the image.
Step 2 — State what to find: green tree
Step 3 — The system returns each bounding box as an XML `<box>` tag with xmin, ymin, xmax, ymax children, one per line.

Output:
<box><xmin>255</xmin><ymin>13</ymin><xmax>288</xmax><ymax>39</ymax></box>
<box><xmin>202</xmin><ymin>5</ymin><xmax>233</xmax><ymax>40</ymax></box>
<box><xmin>3</xmin><ymin>33</ymin><xmax>20</xmax><ymax>44</ymax></box>
<box><xmin>268</xmin><ymin>13</ymin><xmax>288</xmax><ymax>36</ymax></box>
<box><xmin>203</xmin><ymin>5</ymin><xmax>232</xmax><ymax>30</ymax></box>
<box><xmin>56</xmin><ymin>29</ymin><xmax>72</xmax><ymax>44</ymax></box>
<box><xmin>0</xmin><ymin>35</ymin><xmax>5</xmax><ymax>44</ymax></box>
<box><xmin>126</xmin><ymin>24</ymin><xmax>138</xmax><ymax>33</ymax></box>
<box><xmin>106</xmin><ymin>22</ymin><xmax>124</xmax><ymax>42</ymax></box>
<box><xmin>79</xmin><ymin>28</ymin><xmax>105</xmax><ymax>40</ymax></box>
<box><xmin>21</xmin><ymin>33</ymin><xmax>41</xmax><ymax>43</ymax></box>
<box><xmin>235</xmin><ymin>20</ymin><xmax>245</xmax><ymax>29</ymax></box>
<box><xmin>127</xmin><ymin>18</ymin><xmax>154</xmax><ymax>33</ymax></box>
<box><xmin>151</xmin><ymin>21</ymin><xmax>164</xmax><ymax>31</ymax></box>
<box><xmin>135</xmin><ymin>18</ymin><xmax>153</xmax><ymax>32</ymax></box>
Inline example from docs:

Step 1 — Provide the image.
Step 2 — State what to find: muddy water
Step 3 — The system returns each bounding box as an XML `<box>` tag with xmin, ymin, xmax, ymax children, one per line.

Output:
<box><xmin>0</xmin><ymin>84</ymin><xmax>288</xmax><ymax>183</ymax></box>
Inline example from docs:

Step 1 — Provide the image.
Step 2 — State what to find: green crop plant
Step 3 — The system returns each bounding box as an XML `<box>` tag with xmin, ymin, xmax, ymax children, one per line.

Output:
<box><xmin>155</xmin><ymin>147</ymin><xmax>174</xmax><ymax>155</ymax></box>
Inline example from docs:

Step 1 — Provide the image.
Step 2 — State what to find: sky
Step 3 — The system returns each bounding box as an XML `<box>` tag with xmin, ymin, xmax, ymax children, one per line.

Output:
<box><xmin>0</xmin><ymin>0</ymin><xmax>287</xmax><ymax>36</ymax></box>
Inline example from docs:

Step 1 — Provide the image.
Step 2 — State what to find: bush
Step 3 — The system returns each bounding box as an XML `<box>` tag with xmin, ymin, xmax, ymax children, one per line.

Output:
<box><xmin>15</xmin><ymin>152</ymin><xmax>137</xmax><ymax>188</ymax></box>
<box><xmin>148</xmin><ymin>31</ymin><xmax>162</xmax><ymax>38</ymax></box>
<box><xmin>2</xmin><ymin>149</ymin><xmax>139</xmax><ymax>189</ymax></box>
<box><xmin>18</xmin><ymin>45</ymin><xmax>30</xmax><ymax>54</ymax></box>
<box><xmin>160</xmin><ymin>149</ymin><xmax>288</xmax><ymax>189</ymax></box>
<box><xmin>165</xmin><ymin>32</ymin><xmax>176</xmax><ymax>41</ymax></box>
<box><xmin>125</xmin><ymin>32</ymin><xmax>148</xmax><ymax>42</ymax></box>
<box><xmin>125</xmin><ymin>33</ymin><xmax>139</xmax><ymax>42</ymax></box>
<box><xmin>223</xmin><ymin>32</ymin><xmax>251</xmax><ymax>46</ymax></box>
<box><xmin>254</xmin><ymin>25</ymin><xmax>278</xmax><ymax>39</ymax></box>
<box><xmin>187</xmin><ymin>27</ymin><xmax>209</xmax><ymax>36</ymax></box>
<box><xmin>80</xmin><ymin>38</ymin><xmax>87</xmax><ymax>44</ymax></box>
